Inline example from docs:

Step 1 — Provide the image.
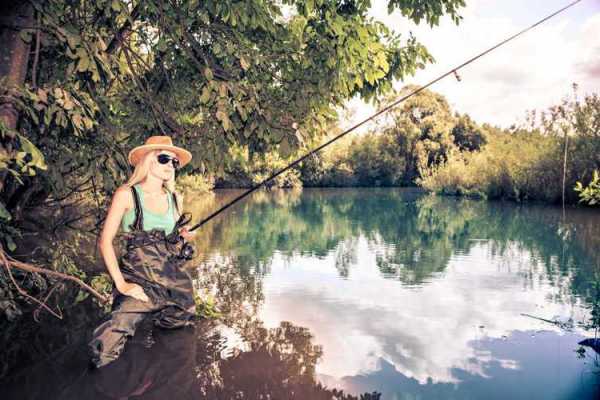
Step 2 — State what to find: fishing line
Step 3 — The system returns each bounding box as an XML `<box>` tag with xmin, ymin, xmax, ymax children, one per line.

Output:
<box><xmin>188</xmin><ymin>0</ymin><xmax>583</xmax><ymax>232</ymax></box>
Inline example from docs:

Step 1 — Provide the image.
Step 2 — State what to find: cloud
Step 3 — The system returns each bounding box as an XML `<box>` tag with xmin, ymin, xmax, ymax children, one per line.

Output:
<box><xmin>575</xmin><ymin>13</ymin><xmax>600</xmax><ymax>81</ymax></box>
<box><xmin>345</xmin><ymin>2</ymin><xmax>600</xmax><ymax>130</ymax></box>
<box><xmin>257</xmin><ymin>238</ymin><xmax>589</xmax><ymax>384</ymax></box>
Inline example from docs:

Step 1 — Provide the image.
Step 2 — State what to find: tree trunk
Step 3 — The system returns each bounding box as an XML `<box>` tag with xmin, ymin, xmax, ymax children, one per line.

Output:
<box><xmin>0</xmin><ymin>1</ymin><xmax>33</xmax><ymax>194</ymax></box>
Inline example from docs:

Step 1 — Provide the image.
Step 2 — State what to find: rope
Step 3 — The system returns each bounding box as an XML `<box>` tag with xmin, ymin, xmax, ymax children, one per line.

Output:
<box><xmin>189</xmin><ymin>0</ymin><xmax>583</xmax><ymax>232</ymax></box>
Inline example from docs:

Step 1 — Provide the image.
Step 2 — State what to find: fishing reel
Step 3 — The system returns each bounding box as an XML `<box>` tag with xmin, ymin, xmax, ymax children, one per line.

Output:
<box><xmin>167</xmin><ymin>212</ymin><xmax>196</xmax><ymax>260</ymax></box>
<box><xmin>178</xmin><ymin>242</ymin><xmax>195</xmax><ymax>260</ymax></box>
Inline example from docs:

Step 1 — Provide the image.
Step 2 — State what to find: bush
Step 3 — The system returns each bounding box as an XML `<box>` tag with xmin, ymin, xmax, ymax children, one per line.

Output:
<box><xmin>575</xmin><ymin>170</ymin><xmax>600</xmax><ymax>205</ymax></box>
<box><xmin>175</xmin><ymin>173</ymin><xmax>215</xmax><ymax>194</ymax></box>
<box><xmin>419</xmin><ymin>131</ymin><xmax>565</xmax><ymax>202</ymax></box>
<box><xmin>216</xmin><ymin>148</ymin><xmax>302</xmax><ymax>189</ymax></box>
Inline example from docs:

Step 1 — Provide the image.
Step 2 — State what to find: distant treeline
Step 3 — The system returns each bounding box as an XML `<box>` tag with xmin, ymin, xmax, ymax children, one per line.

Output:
<box><xmin>213</xmin><ymin>86</ymin><xmax>600</xmax><ymax>205</ymax></box>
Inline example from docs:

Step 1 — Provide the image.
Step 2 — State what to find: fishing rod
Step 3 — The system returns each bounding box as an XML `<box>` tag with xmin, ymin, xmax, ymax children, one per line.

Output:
<box><xmin>188</xmin><ymin>0</ymin><xmax>583</xmax><ymax>233</ymax></box>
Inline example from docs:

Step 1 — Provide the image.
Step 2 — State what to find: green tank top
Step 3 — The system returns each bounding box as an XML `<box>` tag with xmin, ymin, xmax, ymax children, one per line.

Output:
<box><xmin>121</xmin><ymin>184</ymin><xmax>177</xmax><ymax>234</ymax></box>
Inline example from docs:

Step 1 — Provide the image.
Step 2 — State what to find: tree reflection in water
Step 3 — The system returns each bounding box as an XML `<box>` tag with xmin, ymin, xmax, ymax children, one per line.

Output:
<box><xmin>2</xmin><ymin>322</ymin><xmax>380</xmax><ymax>400</ymax></box>
<box><xmin>1</xmin><ymin>259</ymin><xmax>381</xmax><ymax>400</ymax></box>
<box><xmin>2</xmin><ymin>188</ymin><xmax>600</xmax><ymax>398</ymax></box>
<box><xmin>194</xmin><ymin>188</ymin><xmax>599</xmax><ymax>300</ymax></box>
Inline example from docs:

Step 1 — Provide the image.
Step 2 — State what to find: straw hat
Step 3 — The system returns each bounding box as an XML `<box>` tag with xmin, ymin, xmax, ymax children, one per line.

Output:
<box><xmin>128</xmin><ymin>136</ymin><xmax>192</xmax><ymax>167</ymax></box>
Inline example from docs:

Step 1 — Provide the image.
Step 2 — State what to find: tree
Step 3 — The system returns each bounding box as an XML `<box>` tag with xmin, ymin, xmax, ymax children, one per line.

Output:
<box><xmin>0</xmin><ymin>0</ymin><xmax>466</xmax><ymax>227</ymax></box>
<box><xmin>0</xmin><ymin>0</ymin><xmax>466</xmax><ymax>320</ymax></box>
<box><xmin>383</xmin><ymin>85</ymin><xmax>457</xmax><ymax>183</ymax></box>
<box><xmin>452</xmin><ymin>113</ymin><xmax>487</xmax><ymax>151</ymax></box>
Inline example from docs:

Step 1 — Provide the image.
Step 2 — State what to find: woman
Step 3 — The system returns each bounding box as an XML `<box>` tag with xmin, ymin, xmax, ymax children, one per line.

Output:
<box><xmin>89</xmin><ymin>136</ymin><xmax>197</xmax><ymax>368</ymax></box>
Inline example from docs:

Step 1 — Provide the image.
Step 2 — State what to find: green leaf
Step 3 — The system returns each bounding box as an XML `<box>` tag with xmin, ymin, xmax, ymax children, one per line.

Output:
<box><xmin>53</xmin><ymin>87</ymin><xmax>63</xmax><ymax>99</ymax></box>
<box><xmin>204</xmin><ymin>67</ymin><xmax>214</xmax><ymax>81</ymax></box>
<box><xmin>74</xmin><ymin>290</ymin><xmax>89</xmax><ymax>304</ymax></box>
<box><xmin>0</xmin><ymin>201</ymin><xmax>11</xmax><ymax>221</ymax></box>
<box><xmin>216</xmin><ymin>111</ymin><xmax>232</xmax><ymax>131</ymax></box>
<box><xmin>200</xmin><ymin>87</ymin><xmax>211</xmax><ymax>104</ymax></box>
<box><xmin>17</xmin><ymin>134</ymin><xmax>47</xmax><ymax>171</ymax></box>
<box><xmin>240</xmin><ymin>57</ymin><xmax>250</xmax><ymax>71</ymax></box>
<box><xmin>19</xmin><ymin>29</ymin><xmax>32</xmax><ymax>44</ymax></box>
<box><xmin>5</xmin><ymin>236</ymin><xmax>16</xmax><ymax>252</ymax></box>
<box><xmin>218</xmin><ymin>83</ymin><xmax>228</xmax><ymax>98</ymax></box>
<box><xmin>111</xmin><ymin>0</ymin><xmax>121</xmax><ymax>12</ymax></box>
<box><xmin>77</xmin><ymin>56</ymin><xmax>90</xmax><ymax>72</ymax></box>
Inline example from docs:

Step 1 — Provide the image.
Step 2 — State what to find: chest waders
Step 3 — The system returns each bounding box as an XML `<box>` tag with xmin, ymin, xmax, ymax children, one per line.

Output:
<box><xmin>89</xmin><ymin>187</ymin><xmax>196</xmax><ymax>368</ymax></box>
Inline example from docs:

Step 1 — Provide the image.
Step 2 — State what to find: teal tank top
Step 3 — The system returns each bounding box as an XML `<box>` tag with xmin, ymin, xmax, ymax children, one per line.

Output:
<box><xmin>121</xmin><ymin>184</ymin><xmax>177</xmax><ymax>234</ymax></box>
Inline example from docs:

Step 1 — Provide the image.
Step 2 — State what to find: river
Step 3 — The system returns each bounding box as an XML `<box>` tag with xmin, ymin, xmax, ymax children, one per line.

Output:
<box><xmin>1</xmin><ymin>188</ymin><xmax>599</xmax><ymax>399</ymax></box>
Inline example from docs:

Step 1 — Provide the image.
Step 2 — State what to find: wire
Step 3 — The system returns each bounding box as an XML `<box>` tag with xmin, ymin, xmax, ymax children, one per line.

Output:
<box><xmin>188</xmin><ymin>0</ymin><xmax>583</xmax><ymax>232</ymax></box>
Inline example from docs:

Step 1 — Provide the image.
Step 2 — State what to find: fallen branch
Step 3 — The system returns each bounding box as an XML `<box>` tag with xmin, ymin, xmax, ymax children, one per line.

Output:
<box><xmin>521</xmin><ymin>313</ymin><xmax>574</xmax><ymax>331</ymax></box>
<box><xmin>0</xmin><ymin>245</ymin><xmax>109</xmax><ymax>318</ymax></box>
<box><xmin>33</xmin><ymin>282</ymin><xmax>62</xmax><ymax>322</ymax></box>
<box><xmin>2</xmin><ymin>258</ymin><xmax>63</xmax><ymax>320</ymax></box>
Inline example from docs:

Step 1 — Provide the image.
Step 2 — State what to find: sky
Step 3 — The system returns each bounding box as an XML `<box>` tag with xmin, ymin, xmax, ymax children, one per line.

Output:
<box><xmin>345</xmin><ymin>0</ymin><xmax>600</xmax><ymax>130</ymax></box>
<box><xmin>258</xmin><ymin>237</ymin><xmax>589</xmax><ymax>384</ymax></box>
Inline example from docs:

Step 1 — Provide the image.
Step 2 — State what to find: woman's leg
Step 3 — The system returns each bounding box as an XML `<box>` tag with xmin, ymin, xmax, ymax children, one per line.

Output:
<box><xmin>88</xmin><ymin>295</ymin><xmax>151</xmax><ymax>368</ymax></box>
<box><xmin>153</xmin><ymin>305</ymin><xmax>195</xmax><ymax>330</ymax></box>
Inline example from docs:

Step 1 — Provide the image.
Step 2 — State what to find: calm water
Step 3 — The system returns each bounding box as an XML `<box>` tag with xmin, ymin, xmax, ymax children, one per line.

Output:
<box><xmin>2</xmin><ymin>188</ymin><xmax>600</xmax><ymax>399</ymax></box>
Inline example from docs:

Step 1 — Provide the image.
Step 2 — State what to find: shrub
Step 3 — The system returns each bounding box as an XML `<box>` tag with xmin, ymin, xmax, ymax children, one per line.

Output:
<box><xmin>176</xmin><ymin>173</ymin><xmax>215</xmax><ymax>194</ymax></box>
<box><xmin>575</xmin><ymin>170</ymin><xmax>600</xmax><ymax>205</ymax></box>
<box><xmin>419</xmin><ymin>131</ymin><xmax>565</xmax><ymax>202</ymax></box>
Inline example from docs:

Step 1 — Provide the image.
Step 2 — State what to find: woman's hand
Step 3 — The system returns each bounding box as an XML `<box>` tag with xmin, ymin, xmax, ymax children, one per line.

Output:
<box><xmin>116</xmin><ymin>281</ymin><xmax>149</xmax><ymax>302</ymax></box>
<box><xmin>179</xmin><ymin>226</ymin><xmax>196</xmax><ymax>242</ymax></box>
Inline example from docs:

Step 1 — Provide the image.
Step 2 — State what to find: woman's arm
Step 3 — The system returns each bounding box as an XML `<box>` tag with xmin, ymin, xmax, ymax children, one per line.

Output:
<box><xmin>174</xmin><ymin>191</ymin><xmax>195</xmax><ymax>241</ymax></box>
<box><xmin>98</xmin><ymin>186</ymin><xmax>149</xmax><ymax>302</ymax></box>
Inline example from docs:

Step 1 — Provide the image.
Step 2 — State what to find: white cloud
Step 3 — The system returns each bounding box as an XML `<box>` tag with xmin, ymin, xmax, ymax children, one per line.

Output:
<box><xmin>344</xmin><ymin>2</ymin><xmax>600</xmax><ymax>130</ymax></box>
<box><xmin>257</xmin><ymin>237</ymin><xmax>589</xmax><ymax>384</ymax></box>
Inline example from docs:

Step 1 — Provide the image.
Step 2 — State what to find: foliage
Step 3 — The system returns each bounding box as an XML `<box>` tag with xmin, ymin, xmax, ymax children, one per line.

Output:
<box><xmin>0</xmin><ymin>0</ymin><xmax>465</xmax><ymax>256</ymax></box>
<box><xmin>419</xmin><ymin>130</ymin><xmax>563</xmax><ymax>201</ymax></box>
<box><xmin>575</xmin><ymin>170</ymin><xmax>600</xmax><ymax>206</ymax></box>
<box><xmin>217</xmin><ymin>145</ymin><xmax>302</xmax><ymax>188</ymax></box>
<box><xmin>452</xmin><ymin>113</ymin><xmax>487</xmax><ymax>152</ymax></box>
<box><xmin>194</xmin><ymin>294</ymin><xmax>222</xmax><ymax>319</ymax></box>
<box><xmin>175</xmin><ymin>172</ymin><xmax>215</xmax><ymax>194</ymax></box>
<box><xmin>299</xmin><ymin>86</ymin><xmax>488</xmax><ymax>187</ymax></box>
<box><xmin>419</xmin><ymin>91</ymin><xmax>600</xmax><ymax>204</ymax></box>
<box><xmin>0</xmin><ymin>217</ymin><xmax>101</xmax><ymax>322</ymax></box>
<box><xmin>88</xmin><ymin>273</ymin><xmax>113</xmax><ymax>312</ymax></box>
<box><xmin>346</xmin><ymin>133</ymin><xmax>404</xmax><ymax>186</ymax></box>
<box><xmin>383</xmin><ymin>85</ymin><xmax>458</xmax><ymax>182</ymax></box>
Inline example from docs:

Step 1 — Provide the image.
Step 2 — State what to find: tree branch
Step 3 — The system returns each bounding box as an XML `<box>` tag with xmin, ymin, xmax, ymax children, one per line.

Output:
<box><xmin>0</xmin><ymin>245</ymin><xmax>109</xmax><ymax>308</ymax></box>
<box><xmin>105</xmin><ymin>4</ymin><xmax>140</xmax><ymax>55</ymax></box>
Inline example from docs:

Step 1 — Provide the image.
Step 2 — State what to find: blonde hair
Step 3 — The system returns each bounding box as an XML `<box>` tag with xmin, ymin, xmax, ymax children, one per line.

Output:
<box><xmin>124</xmin><ymin>150</ymin><xmax>176</xmax><ymax>193</ymax></box>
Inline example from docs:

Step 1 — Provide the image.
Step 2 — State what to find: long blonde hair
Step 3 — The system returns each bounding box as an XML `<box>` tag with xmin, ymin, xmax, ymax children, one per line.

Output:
<box><xmin>124</xmin><ymin>150</ymin><xmax>176</xmax><ymax>193</ymax></box>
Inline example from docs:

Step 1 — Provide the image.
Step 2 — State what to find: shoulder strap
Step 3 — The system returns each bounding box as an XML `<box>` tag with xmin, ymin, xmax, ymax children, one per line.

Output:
<box><xmin>129</xmin><ymin>186</ymin><xmax>144</xmax><ymax>231</ymax></box>
<box><xmin>171</xmin><ymin>190</ymin><xmax>180</xmax><ymax>217</ymax></box>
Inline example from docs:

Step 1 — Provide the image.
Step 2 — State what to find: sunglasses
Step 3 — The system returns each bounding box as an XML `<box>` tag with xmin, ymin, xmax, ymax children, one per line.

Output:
<box><xmin>157</xmin><ymin>154</ymin><xmax>180</xmax><ymax>169</ymax></box>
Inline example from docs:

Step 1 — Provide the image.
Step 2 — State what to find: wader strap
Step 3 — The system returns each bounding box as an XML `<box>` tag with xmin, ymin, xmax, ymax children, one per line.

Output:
<box><xmin>130</xmin><ymin>186</ymin><xmax>144</xmax><ymax>231</ymax></box>
<box><xmin>171</xmin><ymin>191</ymin><xmax>180</xmax><ymax>216</ymax></box>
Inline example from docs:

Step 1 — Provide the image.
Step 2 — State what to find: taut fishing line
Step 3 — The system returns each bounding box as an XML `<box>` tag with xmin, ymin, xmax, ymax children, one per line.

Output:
<box><xmin>188</xmin><ymin>0</ymin><xmax>583</xmax><ymax>233</ymax></box>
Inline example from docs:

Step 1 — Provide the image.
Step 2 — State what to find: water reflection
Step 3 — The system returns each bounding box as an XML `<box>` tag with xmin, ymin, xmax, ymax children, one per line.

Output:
<box><xmin>323</xmin><ymin>330</ymin><xmax>598</xmax><ymax>400</ymax></box>
<box><xmin>2</xmin><ymin>188</ymin><xmax>599</xmax><ymax>399</ymax></box>
<box><xmin>194</xmin><ymin>189</ymin><xmax>599</xmax><ymax>295</ymax></box>
<box><xmin>190</xmin><ymin>188</ymin><xmax>600</xmax><ymax>398</ymax></box>
<box><xmin>1</xmin><ymin>259</ymin><xmax>380</xmax><ymax>399</ymax></box>
<box><xmin>1</xmin><ymin>319</ymin><xmax>380</xmax><ymax>400</ymax></box>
